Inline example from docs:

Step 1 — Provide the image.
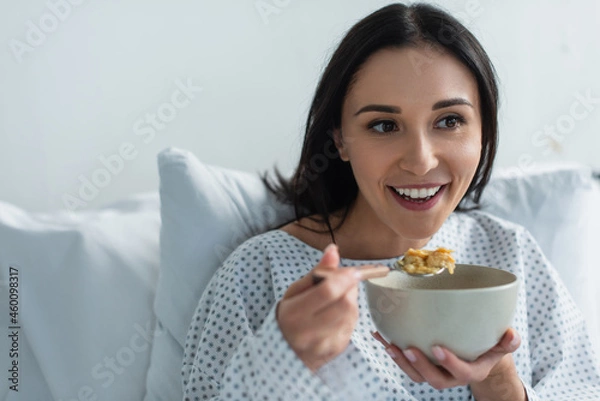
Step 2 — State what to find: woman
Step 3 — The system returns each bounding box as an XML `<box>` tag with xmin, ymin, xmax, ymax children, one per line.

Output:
<box><xmin>182</xmin><ymin>3</ymin><xmax>600</xmax><ymax>400</ymax></box>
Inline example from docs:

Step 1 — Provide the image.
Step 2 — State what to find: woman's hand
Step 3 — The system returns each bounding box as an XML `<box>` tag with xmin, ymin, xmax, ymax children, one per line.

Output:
<box><xmin>276</xmin><ymin>244</ymin><xmax>361</xmax><ymax>372</ymax></box>
<box><xmin>372</xmin><ymin>329</ymin><xmax>527</xmax><ymax>400</ymax></box>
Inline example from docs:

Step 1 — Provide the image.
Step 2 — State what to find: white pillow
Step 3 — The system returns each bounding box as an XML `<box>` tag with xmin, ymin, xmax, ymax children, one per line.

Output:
<box><xmin>479</xmin><ymin>164</ymin><xmax>600</xmax><ymax>352</ymax></box>
<box><xmin>148</xmin><ymin>148</ymin><xmax>600</xmax><ymax>401</ymax></box>
<box><xmin>144</xmin><ymin>148</ymin><xmax>294</xmax><ymax>401</ymax></box>
<box><xmin>0</xmin><ymin>193</ymin><xmax>160</xmax><ymax>401</ymax></box>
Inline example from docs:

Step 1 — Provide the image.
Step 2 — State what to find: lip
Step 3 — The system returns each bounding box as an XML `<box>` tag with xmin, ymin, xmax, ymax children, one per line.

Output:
<box><xmin>388</xmin><ymin>184</ymin><xmax>447</xmax><ymax>211</ymax></box>
<box><xmin>389</xmin><ymin>183</ymin><xmax>446</xmax><ymax>189</ymax></box>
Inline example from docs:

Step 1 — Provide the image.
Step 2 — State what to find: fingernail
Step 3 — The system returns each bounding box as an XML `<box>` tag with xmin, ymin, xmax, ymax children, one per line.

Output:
<box><xmin>509</xmin><ymin>332</ymin><xmax>520</xmax><ymax>348</ymax></box>
<box><xmin>402</xmin><ymin>349</ymin><xmax>417</xmax><ymax>363</ymax></box>
<box><xmin>432</xmin><ymin>346</ymin><xmax>446</xmax><ymax>361</ymax></box>
<box><xmin>324</xmin><ymin>243</ymin><xmax>337</xmax><ymax>253</ymax></box>
<box><xmin>385</xmin><ymin>348</ymin><xmax>397</xmax><ymax>359</ymax></box>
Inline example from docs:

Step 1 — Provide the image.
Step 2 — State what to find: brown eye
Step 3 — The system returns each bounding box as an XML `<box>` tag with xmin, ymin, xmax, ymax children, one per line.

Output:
<box><xmin>436</xmin><ymin>115</ymin><xmax>465</xmax><ymax>129</ymax></box>
<box><xmin>446</xmin><ymin>116</ymin><xmax>458</xmax><ymax>127</ymax></box>
<box><xmin>370</xmin><ymin>120</ymin><xmax>398</xmax><ymax>133</ymax></box>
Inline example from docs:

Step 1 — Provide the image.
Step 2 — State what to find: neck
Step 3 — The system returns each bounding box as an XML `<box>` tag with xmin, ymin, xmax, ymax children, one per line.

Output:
<box><xmin>331</xmin><ymin>194</ymin><xmax>430</xmax><ymax>260</ymax></box>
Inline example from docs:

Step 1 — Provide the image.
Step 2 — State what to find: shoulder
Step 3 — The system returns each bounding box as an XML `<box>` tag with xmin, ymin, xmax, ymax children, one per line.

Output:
<box><xmin>446</xmin><ymin>209</ymin><xmax>530</xmax><ymax>241</ymax></box>
<box><xmin>221</xmin><ymin>229</ymin><xmax>320</xmax><ymax>299</ymax></box>
<box><xmin>437</xmin><ymin>210</ymin><xmax>540</xmax><ymax>269</ymax></box>
<box><xmin>223</xmin><ymin>230</ymin><xmax>290</xmax><ymax>264</ymax></box>
<box><xmin>223</xmin><ymin>228</ymin><xmax>322</xmax><ymax>271</ymax></box>
<box><xmin>232</xmin><ymin>228</ymin><xmax>318</xmax><ymax>252</ymax></box>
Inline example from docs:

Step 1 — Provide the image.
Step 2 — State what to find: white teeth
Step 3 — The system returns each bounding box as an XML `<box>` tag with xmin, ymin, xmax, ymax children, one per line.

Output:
<box><xmin>426</xmin><ymin>186</ymin><xmax>441</xmax><ymax>196</ymax></box>
<box><xmin>393</xmin><ymin>186</ymin><xmax>441</xmax><ymax>199</ymax></box>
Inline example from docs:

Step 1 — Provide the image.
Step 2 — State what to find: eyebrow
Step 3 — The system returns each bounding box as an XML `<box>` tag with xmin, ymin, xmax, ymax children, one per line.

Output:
<box><xmin>353</xmin><ymin>104</ymin><xmax>401</xmax><ymax>116</ymax></box>
<box><xmin>432</xmin><ymin>97</ymin><xmax>474</xmax><ymax>110</ymax></box>
<box><xmin>353</xmin><ymin>97</ymin><xmax>474</xmax><ymax>116</ymax></box>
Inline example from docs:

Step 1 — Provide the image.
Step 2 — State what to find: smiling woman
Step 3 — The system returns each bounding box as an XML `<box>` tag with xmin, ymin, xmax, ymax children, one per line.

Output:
<box><xmin>181</xmin><ymin>3</ymin><xmax>600</xmax><ymax>401</ymax></box>
<box><xmin>330</xmin><ymin>47</ymin><xmax>483</xmax><ymax>247</ymax></box>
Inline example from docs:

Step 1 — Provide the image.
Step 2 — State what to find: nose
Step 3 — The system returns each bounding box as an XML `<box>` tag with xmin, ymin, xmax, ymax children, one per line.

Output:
<box><xmin>397</xmin><ymin>130</ymin><xmax>439</xmax><ymax>176</ymax></box>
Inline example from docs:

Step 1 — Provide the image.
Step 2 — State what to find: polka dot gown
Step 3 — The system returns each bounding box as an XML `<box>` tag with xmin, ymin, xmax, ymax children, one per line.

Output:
<box><xmin>182</xmin><ymin>211</ymin><xmax>600</xmax><ymax>400</ymax></box>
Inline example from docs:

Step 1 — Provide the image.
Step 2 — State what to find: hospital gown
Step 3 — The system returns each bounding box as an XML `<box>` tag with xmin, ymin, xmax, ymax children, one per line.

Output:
<box><xmin>182</xmin><ymin>210</ymin><xmax>600</xmax><ymax>400</ymax></box>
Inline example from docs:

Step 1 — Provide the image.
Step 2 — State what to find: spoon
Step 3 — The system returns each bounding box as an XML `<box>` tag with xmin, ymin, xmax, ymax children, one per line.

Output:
<box><xmin>392</xmin><ymin>256</ymin><xmax>446</xmax><ymax>277</ymax></box>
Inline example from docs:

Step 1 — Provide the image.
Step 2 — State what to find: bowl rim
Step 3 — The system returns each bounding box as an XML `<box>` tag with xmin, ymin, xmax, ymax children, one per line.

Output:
<box><xmin>365</xmin><ymin>264</ymin><xmax>519</xmax><ymax>293</ymax></box>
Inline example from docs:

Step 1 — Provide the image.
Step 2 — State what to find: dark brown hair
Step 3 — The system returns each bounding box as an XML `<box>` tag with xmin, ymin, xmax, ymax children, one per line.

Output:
<box><xmin>264</xmin><ymin>3</ymin><xmax>499</xmax><ymax>238</ymax></box>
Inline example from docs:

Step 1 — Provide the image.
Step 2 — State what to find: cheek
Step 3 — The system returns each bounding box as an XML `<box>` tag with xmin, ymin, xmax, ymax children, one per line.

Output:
<box><xmin>454</xmin><ymin>135</ymin><xmax>483</xmax><ymax>180</ymax></box>
<box><xmin>345</xmin><ymin>141</ymin><xmax>397</xmax><ymax>180</ymax></box>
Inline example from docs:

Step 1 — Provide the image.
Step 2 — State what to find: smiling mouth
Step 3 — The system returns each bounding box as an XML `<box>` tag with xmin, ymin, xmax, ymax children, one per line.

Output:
<box><xmin>389</xmin><ymin>185</ymin><xmax>444</xmax><ymax>203</ymax></box>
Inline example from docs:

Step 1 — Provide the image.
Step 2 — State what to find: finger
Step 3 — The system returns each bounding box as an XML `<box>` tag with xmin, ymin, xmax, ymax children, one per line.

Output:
<box><xmin>467</xmin><ymin>328</ymin><xmax>521</xmax><ymax>371</ymax></box>
<box><xmin>286</xmin><ymin>268</ymin><xmax>361</xmax><ymax>312</ymax></box>
<box><xmin>283</xmin><ymin>272</ymin><xmax>318</xmax><ymax>300</ymax></box>
<box><xmin>313</xmin><ymin>264</ymin><xmax>389</xmax><ymax>284</ymax></box>
<box><xmin>314</xmin><ymin>285</ymin><xmax>358</xmax><ymax>321</ymax></box>
<box><xmin>278</xmin><ymin>289</ymin><xmax>354</xmax><ymax>340</ymax></box>
<box><xmin>494</xmin><ymin>327</ymin><xmax>521</xmax><ymax>353</ymax></box>
<box><xmin>471</xmin><ymin>328</ymin><xmax>520</xmax><ymax>368</ymax></box>
<box><xmin>430</xmin><ymin>329</ymin><xmax>521</xmax><ymax>384</ymax></box>
<box><xmin>371</xmin><ymin>331</ymin><xmax>388</xmax><ymax>346</ymax></box>
<box><xmin>389</xmin><ymin>344</ymin><xmax>428</xmax><ymax>383</ymax></box>
<box><xmin>280</xmin><ymin>288</ymin><xmax>359</xmax><ymax>360</ymax></box>
<box><xmin>283</xmin><ymin>244</ymin><xmax>340</xmax><ymax>299</ymax></box>
<box><xmin>427</xmin><ymin>345</ymin><xmax>487</xmax><ymax>384</ymax></box>
<box><xmin>354</xmin><ymin>264</ymin><xmax>390</xmax><ymax>281</ymax></box>
<box><xmin>317</xmin><ymin>243</ymin><xmax>340</xmax><ymax>271</ymax></box>
<box><xmin>283</xmin><ymin>301</ymin><xmax>351</xmax><ymax>341</ymax></box>
<box><xmin>371</xmin><ymin>333</ymin><xmax>425</xmax><ymax>382</ymax></box>
<box><xmin>404</xmin><ymin>347</ymin><xmax>456</xmax><ymax>390</ymax></box>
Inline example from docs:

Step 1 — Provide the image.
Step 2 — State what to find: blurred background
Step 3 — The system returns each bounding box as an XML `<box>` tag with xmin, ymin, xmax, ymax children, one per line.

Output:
<box><xmin>1</xmin><ymin>0</ymin><xmax>599</xmax><ymax>212</ymax></box>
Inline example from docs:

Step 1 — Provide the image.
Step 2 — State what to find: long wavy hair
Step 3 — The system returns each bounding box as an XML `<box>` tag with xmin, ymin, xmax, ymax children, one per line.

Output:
<box><xmin>264</xmin><ymin>3</ymin><xmax>499</xmax><ymax>240</ymax></box>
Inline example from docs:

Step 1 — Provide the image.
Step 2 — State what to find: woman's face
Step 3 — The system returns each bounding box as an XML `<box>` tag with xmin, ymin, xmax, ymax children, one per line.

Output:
<box><xmin>335</xmin><ymin>45</ymin><xmax>482</xmax><ymax>245</ymax></box>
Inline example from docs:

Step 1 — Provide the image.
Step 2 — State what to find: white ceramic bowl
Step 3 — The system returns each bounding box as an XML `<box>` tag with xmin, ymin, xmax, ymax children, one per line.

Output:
<box><xmin>365</xmin><ymin>264</ymin><xmax>519</xmax><ymax>362</ymax></box>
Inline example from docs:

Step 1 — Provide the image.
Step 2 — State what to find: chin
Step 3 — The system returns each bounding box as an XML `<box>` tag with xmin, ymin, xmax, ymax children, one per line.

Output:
<box><xmin>396</xmin><ymin>226</ymin><xmax>438</xmax><ymax>242</ymax></box>
<box><xmin>396</xmin><ymin>216</ymin><xmax>444</xmax><ymax>242</ymax></box>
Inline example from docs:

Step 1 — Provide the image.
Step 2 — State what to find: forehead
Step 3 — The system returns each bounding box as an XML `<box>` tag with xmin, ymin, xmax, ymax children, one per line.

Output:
<box><xmin>345</xmin><ymin>46</ymin><xmax>480</xmax><ymax>111</ymax></box>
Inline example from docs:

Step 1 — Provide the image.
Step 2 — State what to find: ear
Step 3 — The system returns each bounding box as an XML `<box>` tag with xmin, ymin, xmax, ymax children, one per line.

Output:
<box><xmin>333</xmin><ymin>128</ymin><xmax>349</xmax><ymax>162</ymax></box>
